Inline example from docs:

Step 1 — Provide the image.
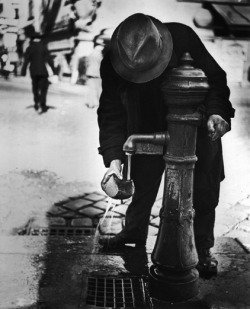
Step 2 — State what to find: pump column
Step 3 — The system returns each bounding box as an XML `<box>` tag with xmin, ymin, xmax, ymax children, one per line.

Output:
<box><xmin>149</xmin><ymin>53</ymin><xmax>210</xmax><ymax>302</ymax></box>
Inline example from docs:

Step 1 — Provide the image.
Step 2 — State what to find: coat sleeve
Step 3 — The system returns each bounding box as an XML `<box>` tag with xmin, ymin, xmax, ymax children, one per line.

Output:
<box><xmin>44</xmin><ymin>45</ymin><xmax>56</xmax><ymax>74</ymax></box>
<box><xmin>21</xmin><ymin>46</ymin><xmax>31</xmax><ymax>76</ymax></box>
<box><xmin>97</xmin><ymin>55</ymin><xmax>127</xmax><ymax>167</ymax></box>
<box><xmin>186</xmin><ymin>26</ymin><xmax>235</xmax><ymax>127</ymax></box>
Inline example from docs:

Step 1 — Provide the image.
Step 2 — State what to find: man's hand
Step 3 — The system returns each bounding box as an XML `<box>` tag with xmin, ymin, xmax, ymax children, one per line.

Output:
<box><xmin>207</xmin><ymin>115</ymin><xmax>229</xmax><ymax>141</ymax></box>
<box><xmin>101</xmin><ymin>159</ymin><xmax>122</xmax><ymax>185</ymax></box>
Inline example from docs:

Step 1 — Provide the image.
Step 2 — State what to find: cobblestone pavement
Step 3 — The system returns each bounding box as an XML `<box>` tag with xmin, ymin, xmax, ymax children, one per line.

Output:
<box><xmin>1</xmin><ymin>77</ymin><xmax>249</xmax><ymax>254</ymax></box>
<box><xmin>0</xmin><ymin>77</ymin><xmax>250</xmax><ymax>308</ymax></box>
<box><xmin>18</xmin><ymin>189</ymin><xmax>250</xmax><ymax>254</ymax></box>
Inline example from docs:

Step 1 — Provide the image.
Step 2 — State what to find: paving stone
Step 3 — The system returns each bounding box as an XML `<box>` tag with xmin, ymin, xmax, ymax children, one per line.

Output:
<box><xmin>71</xmin><ymin>217</ymin><xmax>93</xmax><ymax>227</ymax></box>
<box><xmin>113</xmin><ymin>204</ymin><xmax>128</xmax><ymax>216</ymax></box>
<box><xmin>148</xmin><ymin>225</ymin><xmax>159</xmax><ymax>236</ymax></box>
<box><xmin>78</xmin><ymin>206</ymin><xmax>104</xmax><ymax>217</ymax></box>
<box><xmin>93</xmin><ymin>200</ymin><xmax>110</xmax><ymax>211</ymax></box>
<box><xmin>99</xmin><ymin>218</ymin><xmax>123</xmax><ymax>235</ymax></box>
<box><xmin>62</xmin><ymin>198</ymin><xmax>92</xmax><ymax>211</ymax></box>
<box><xmin>215</xmin><ymin>208</ymin><xmax>248</xmax><ymax>230</ymax></box>
<box><xmin>123</xmin><ymin>198</ymin><xmax>132</xmax><ymax>205</ymax></box>
<box><xmin>224</xmin><ymin>230</ymin><xmax>250</xmax><ymax>253</ymax></box>
<box><xmin>236</xmin><ymin>219</ymin><xmax>250</xmax><ymax>233</ymax></box>
<box><xmin>233</xmin><ymin>202</ymin><xmax>250</xmax><ymax>216</ymax></box>
<box><xmin>236</xmin><ymin>236</ymin><xmax>250</xmax><ymax>253</ymax></box>
<box><xmin>150</xmin><ymin>217</ymin><xmax>160</xmax><ymax>227</ymax></box>
<box><xmin>153</xmin><ymin>199</ymin><xmax>163</xmax><ymax>208</ymax></box>
<box><xmin>99</xmin><ymin>211</ymin><xmax>122</xmax><ymax>218</ymax></box>
<box><xmin>214</xmin><ymin>224</ymin><xmax>229</xmax><ymax>237</ymax></box>
<box><xmin>238</xmin><ymin>196</ymin><xmax>250</xmax><ymax>207</ymax></box>
<box><xmin>227</xmin><ymin>207</ymin><xmax>249</xmax><ymax>221</ymax></box>
<box><xmin>151</xmin><ymin>205</ymin><xmax>161</xmax><ymax>217</ymax></box>
<box><xmin>48</xmin><ymin>217</ymin><xmax>66</xmax><ymax>226</ymax></box>
<box><xmin>84</xmin><ymin>192</ymin><xmax>105</xmax><ymax>202</ymax></box>
<box><xmin>47</xmin><ymin>205</ymin><xmax>67</xmax><ymax>216</ymax></box>
<box><xmin>61</xmin><ymin>211</ymin><xmax>79</xmax><ymax>218</ymax></box>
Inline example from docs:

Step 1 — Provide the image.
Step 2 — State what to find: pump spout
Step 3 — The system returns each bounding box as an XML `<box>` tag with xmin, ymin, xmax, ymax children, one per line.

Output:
<box><xmin>123</xmin><ymin>132</ymin><xmax>169</xmax><ymax>155</ymax></box>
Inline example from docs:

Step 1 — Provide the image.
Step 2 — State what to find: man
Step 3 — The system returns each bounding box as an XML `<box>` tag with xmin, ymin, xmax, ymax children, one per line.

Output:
<box><xmin>21</xmin><ymin>33</ymin><xmax>55</xmax><ymax>113</ymax></box>
<box><xmin>97</xmin><ymin>13</ymin><xmax>235</xmax><ymax>276</ymax></box>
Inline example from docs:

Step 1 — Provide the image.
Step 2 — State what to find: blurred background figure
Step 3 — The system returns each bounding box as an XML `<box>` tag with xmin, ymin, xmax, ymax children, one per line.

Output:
<box><xmin>0</xmin><ymin>46</ymin><xmax>10</xmax><ymax>79</ymax></box>
<box><xmin>21</xmin><ymin>31</ymin><xmax>56</xmax><ymax>114</ymax></box>
<box><xmin>84</xmin><ymin>41</ymin><xmax>104</xmax><ymax>108</ymax></box>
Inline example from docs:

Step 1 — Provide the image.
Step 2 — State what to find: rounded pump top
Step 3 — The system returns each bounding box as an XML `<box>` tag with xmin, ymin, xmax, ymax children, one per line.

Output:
<box><xmin>163</xmin><ymin>52</ymin><xmax>210</xmax><ymax>90</ymax></box>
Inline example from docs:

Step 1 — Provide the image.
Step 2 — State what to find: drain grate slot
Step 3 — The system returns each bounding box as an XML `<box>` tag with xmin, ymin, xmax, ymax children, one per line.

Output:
<box><xmin>86</xmin><ymin>277</ymin><xmax>148</xmax><ymax>308</ymax></box>
<box><xmin>19</xmin><ymin>227</ymin><xmax>96</xmax><ymax>236</ymax></box>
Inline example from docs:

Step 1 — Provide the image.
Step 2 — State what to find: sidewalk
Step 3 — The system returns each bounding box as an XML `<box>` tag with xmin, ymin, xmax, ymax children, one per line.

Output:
<box><xmin>10</xmin><ymin>75</ymin><xmax>87</xmax><ymax>96</ymax></box>
<box><xmin>0</xmin><ymin>77</ymin><xmax>250</xmax><ymax>308</ymax></box>
<box><xmin>8</xmin><ymin>181</ymin><xmax>249</xmax><ymax>308</ymax></box>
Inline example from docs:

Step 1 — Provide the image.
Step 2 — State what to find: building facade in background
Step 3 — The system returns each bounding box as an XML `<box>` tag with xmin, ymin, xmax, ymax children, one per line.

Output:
<box><xmin>0</xmin><ymin>0</ymin><xmax>250</xmax><ymax>87</ymax></box>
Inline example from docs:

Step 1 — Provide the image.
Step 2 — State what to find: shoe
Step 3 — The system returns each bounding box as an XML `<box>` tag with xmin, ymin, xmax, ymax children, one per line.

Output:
<box><xmin>99</xmin><ymin>231</ymin><xmax>146</xmax><ymax>249</ymax></box>
<box><xmin>40</xmin><ymin>106</ymin><xmax>48</xmax><ymax>113</ymax></box>
<box><xmin>196</xmin><ymin>248</ymin><xmax>218</xmax><ymax>278</ymax></box>
<box><xmin>34</xmin><ymin>104</ymin><xmax>39</xmax><ymax>111</ymax></box>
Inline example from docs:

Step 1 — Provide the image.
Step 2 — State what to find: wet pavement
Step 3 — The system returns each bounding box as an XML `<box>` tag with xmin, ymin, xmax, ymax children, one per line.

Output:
<box><xmin>1</xmin><ymin>235</ymin><xmax>250</xmax><ymax>308</ymax></box>
<box><xmin>0</xmin><ymin>77</ymin><xmax>250</xmax><ymax>308</ymax></box>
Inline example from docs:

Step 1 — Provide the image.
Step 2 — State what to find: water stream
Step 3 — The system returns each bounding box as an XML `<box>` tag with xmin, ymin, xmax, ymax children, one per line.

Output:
<box><xmin>90</xmin><ymin>197</ymin><xmax>119</xmax><ymax>257</ymax></box>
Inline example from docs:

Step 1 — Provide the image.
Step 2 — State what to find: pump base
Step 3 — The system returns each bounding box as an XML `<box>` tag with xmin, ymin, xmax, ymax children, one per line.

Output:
<box><xmin>149</xmin><ymin>265</ymin><xmax>199</xmax><ymax>302</ymax></box>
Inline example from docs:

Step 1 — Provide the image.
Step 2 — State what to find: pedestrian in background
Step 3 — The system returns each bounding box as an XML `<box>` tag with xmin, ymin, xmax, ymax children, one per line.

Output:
<box><xmin>21</xmin><ymin>33</ymin><xmax>56</xmax><ymax>113</ymax></box>
<box><xmin>85</xmin><ymin>42</ymin><xmax>104</xmax><ymax>108</ymax></box>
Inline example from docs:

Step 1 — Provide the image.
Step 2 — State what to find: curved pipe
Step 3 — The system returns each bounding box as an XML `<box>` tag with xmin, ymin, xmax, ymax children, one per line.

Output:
<box><xmin>123</xmin><ymin>132</ymin><xmax>170</xmax><ymax>154</ymax></box>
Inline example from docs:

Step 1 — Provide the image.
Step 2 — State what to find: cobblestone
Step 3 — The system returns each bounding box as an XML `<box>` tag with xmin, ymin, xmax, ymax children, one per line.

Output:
<box><xmin>236</xmin><ymin>219</ymin><xmax>250</xmax><ymax>233</ymax></box>
<box><xmin>112</xmin><ymin>204</ymin><xmax>128</xmax><ymax>215</ymax></box>
<box><xmin>233</xmin><ymin>202</ymin><xmax>250</xmax><ymax>216</ymax></box>
<box><xmin>151</xmin><ymin>205</ymin><xmax>161</xmax><ymax>217</ymax></box>
<box><xmin>150</xmin><ymin>217</ymin><xmax>160</xmax><ymax>227</ymax></box>
<box><xmin>78</xmin><ymin>206</ymin><xmax>104</xmax><ymax>217</ymax></box>
<box><xmin>224</xmin><ymin>229</ymin><xmax>250</xmax><ymax>253</ymax></box>
<box><xmin>99</xmin><ymin>218</ymin><xmax>123</xmax><ymax>235</ymax></box>
<box><xmin>61</xmin><ymin>211</ymin><xmax>79</xmax><ymax>218</ymax></box>
<box><xmin>48</xmin><ymin>217</ymin><xmax>66</xmax><ymax>226</ymax></box>
<box><xmin>148</xmin><ymin>225</ymin><xmax>159</xmax><ymax>236</ymax></box>
<box><xmin>84</xmin><ymin>192</ymin><xmax>106</xmax><ymax>202</ymax></box>
<box><xmin>153</xmin><ymin>199</ymin><xmax>163</xmax><ymax>208</ymax></box>
<box><xmin>93</xmin><ymin>200</ymin><xmax>110</xmax><ymax>211</ymax></box>
<box><xmin>62</xmin><ymin>198</ymin><xmax>92</xmax><ymax>210</ymax></box>
<box><xmin>102</xmin><ymin>211</ymin><xmax>122</xmax><ymax>218</ymax></box>
<box><xmin>71</xmin><ymin>217</ymin><xmax>93</xmax><ymax>227</ymax></box>
<box><xmin>47</xmin><ymin>205</ymin><xmax>67</xmax><ymax>216</ymax></box>
<box><xmin>239</xmin><ymin>196</ymin><xmax>250</xmax><ymax>207</ymax></box>
<box><xmin>215</xmin><ymin>207</ymin><xmax>248</xmax><ymax>231</ymax></box>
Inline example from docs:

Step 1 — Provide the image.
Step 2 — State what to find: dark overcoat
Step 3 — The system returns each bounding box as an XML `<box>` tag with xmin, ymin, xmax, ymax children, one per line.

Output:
<box><xmin>21</xmin><ymin>40</ymin><xmax>54</xmax><ymax>77</ymax></box>
<box><xmin>97</xmin><ymin>22</ymin><xmax>235</xmax><ymax>209</ymax></box>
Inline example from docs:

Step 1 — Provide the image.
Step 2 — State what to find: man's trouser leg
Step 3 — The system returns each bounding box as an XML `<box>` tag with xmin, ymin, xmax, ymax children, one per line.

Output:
<box><xmin>32</xmin><ymin>76</ymin><xmax>40</xmax><ymax>107</ymax></box>
<box><xmin>39</xmin><ymin>77</ymin><xmax>49</xmax><ymax>109</ymax></box>
<box><xmin>193</xmin><ymin>129</ymin><xmax>224</xmax><ymax>250</ymax></box>
<box><xmin>124</xmin><ymin>155</ymin><xmax>165</xmax><ymax>240</ymax></box>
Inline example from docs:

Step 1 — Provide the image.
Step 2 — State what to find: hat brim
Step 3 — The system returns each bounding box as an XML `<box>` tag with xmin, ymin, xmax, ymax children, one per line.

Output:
<box><xmin>110</xmin><ymin>16</ymin><xmax>173</xmax><ymax>83</ymax></box>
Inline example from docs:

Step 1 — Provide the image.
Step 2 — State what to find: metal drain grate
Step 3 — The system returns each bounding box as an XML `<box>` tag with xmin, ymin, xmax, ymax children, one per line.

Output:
<box><xmin>86</xmin><ymin>277</ymin><xmax>148</xmax><ymax>308</ymax></box>
<box><xmin>19</xmin><ymin>227</ymin><xmax>96</xmax><ymax>236</ymax></box>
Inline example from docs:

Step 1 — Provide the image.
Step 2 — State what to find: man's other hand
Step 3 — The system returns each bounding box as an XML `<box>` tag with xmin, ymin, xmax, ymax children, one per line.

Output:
<box><xmin>207</xmin><ymin>115</ymin><xmax>229</xmax><ymax>141</ymax></box>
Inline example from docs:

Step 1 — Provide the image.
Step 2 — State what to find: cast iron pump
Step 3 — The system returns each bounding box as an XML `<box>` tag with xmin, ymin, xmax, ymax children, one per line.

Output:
<box><xmin>103</xmin><ymin>52</ymin><xmax>210</xmax><ymax>302</ymax></box>
<box><xmin>148</xmin><ymin>52</ymin><xmax>210</xmax><ymax>301</ymax></box>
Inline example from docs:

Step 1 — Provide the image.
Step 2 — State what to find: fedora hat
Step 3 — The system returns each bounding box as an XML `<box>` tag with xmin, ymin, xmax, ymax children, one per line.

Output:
<box><xmin>110</xmin><ymin>13</ymin><xmax>173</xmax><ymax>83</ymax></box>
